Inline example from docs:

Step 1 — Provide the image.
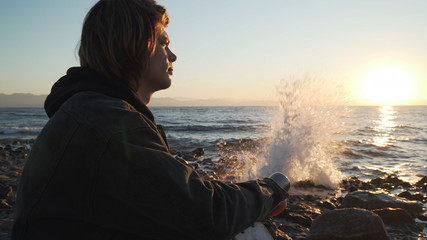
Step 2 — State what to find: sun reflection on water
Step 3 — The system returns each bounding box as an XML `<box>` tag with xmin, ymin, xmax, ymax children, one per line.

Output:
<box><xmin>372</xmin><ymin>106</ymin><xmax>397</xmax><ymax>147</ymax></box>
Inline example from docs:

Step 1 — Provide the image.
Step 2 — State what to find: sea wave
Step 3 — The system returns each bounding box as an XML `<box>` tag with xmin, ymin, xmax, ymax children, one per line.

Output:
<box><xmin>395</xmin><ymin>125</ymin><xmax>422</xmax><ymax>130</ymax></box>
<box><xmin>164</xmin><ymin>124</ymin><xmax>269</xmax><ymax>133</ymax></box>
<box><xmin>0</xmin><ymin>126</ymin><xmax>42</xmax><ymax>135</ymax></box>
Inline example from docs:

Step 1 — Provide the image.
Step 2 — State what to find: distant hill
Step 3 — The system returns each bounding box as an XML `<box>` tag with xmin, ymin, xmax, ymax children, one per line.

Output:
<box><xmin>0</xmin><ymin>93</ymin><xmax>276</xmax><ymax>107</ymax></box>
<box><xmin>0</xmin><ymin>93</ymin><xmax>47</xmax><ymax>107</ymax></box>
<box><xmin>148</xmin><ymin>97</ymin><xmax>276</xmax><ymax>107</ymax></box>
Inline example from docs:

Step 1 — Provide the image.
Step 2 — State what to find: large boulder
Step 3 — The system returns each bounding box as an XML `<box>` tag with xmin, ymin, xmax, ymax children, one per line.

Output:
<box><xmin>342</xmin><ymin>191</ymin><xmax>423</xmax><ymax>216</ymax></box>
<box><xmin>372</xmin><ymin>208</ymin><xmax>414</xmax><ymax>225</ymax></box>
<box><xmin>307</xmin><ymin>208</ymin><xmax>389</xmax><ymax>240</ymax></box>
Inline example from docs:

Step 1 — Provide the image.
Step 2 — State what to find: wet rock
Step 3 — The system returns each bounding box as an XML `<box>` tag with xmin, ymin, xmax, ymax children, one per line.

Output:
<box><xmin>263</xmin><ymin>221</ymin><xmax>293</xmax><ymax>240</ymax></box>
<box><xmin>175</xmin><ymin>156</ymin><xmax>188</xmax><ymax>165</ymax></box>
<box><xmin>384</xmin><ymin>175</ymin><xmax>404</xmax><ymax>185</ymax></box>
<box><xmin>190</xmin><ymin>147</ymin><xmax>204</xmax><ymax>158</ymax></box>
<box><xmin>281</xmin><ymin>200</ymin><xmax>323</xmax><ymax>222</ymax></box>
<box><xmin>417</xmin><ymin>213</ymin><xmax>427</xmax><ymax>221</ymax></box>
<box><xmin>0</xmin><ymin>200</ymin><xmax>10</xmax><ymax>209</ymax></box>
<box><xmin>307</xmin><ymin>208</ymin><xmax>389</xmax><ymax>240</ymax></box>
<box><xmin>380</xmin><ymin>183</ymin><xmax>395</xmax><ymax>190</ymax></box>
<box><xmin>200</xmin><ymin>158</ymin><xmax>214</xmax><ymax>165</ymax></box>
<box><xmin>368</xmin><ymin>175</ymin><xmax>412</xmax><ymax>189</ymax></box>
<box><xmin>372</xmin><ymin>208</ymin><xmax>414</xmax><ymax>225</ymax></box>
<box><xmin>360</xmin><ymin>181</ymin><xmax>373</xmax><ymax>190</ymax></box>
<box><xmin>0</xmin><ymin>186</ymin><xmax>12</xmax><ymax>199</ymax></box>
<box><xmin>188</xmin><ymin>162</ymin><xmax>199</xmax><ymax>170</ymax></box>
<box><xmin>294</xmin><ymin>180</ymin><xmax>316</xmax><ymax>188</ymax></box>
<box><xmin>410</xmin><ymin>192</ymin><xmax>426</xmax><ymax>202</ymax></box>
<box><xmin>342</xmin><ymin>191</ymin><xmax>424</xmax><ymax>216</ymax></box>
<box><xmin>0</xmin><ymin>188</ymin><xmax>10</xmax><ymax>199</ymax></box>
<box><xmin>317</xmin><ymin>199</ymin><xmax>336</xmax><ymax>210</ymax></box>
<box><xmin>415</xmin><ymin>176</ymin><xmax>427</xmax><ymax>186</ymax></box>
<box><xmin>182</xmin><ymin>153</ymin><xmax>197</xmax><ymax>162</ymax></box>
<box><xmin>303</xmin><ymin>195</ymin><xmax>318</xmax><ymax>202</ymax></box>
<box><xmin>370</xmin><ymin>177</ymin><xmax>385</xmax><ymax>187</ymax></box>
<box><xmin>293</xmin><ymin>180</ymin><xmax>331</xmax><ymax>190</ymax></box>
<box><xmin>282</xmin><ymin>213</ymin><xmax>312</xmax><ymax>228</ymax></box>
<box><xmin>397</xmin><ymin>191</ymin><xmax>411</xmax><ymax>200</ymax></box>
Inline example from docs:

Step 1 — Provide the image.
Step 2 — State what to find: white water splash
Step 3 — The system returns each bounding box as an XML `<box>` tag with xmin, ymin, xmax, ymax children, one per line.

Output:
<box><xmin>247</xmin><ymin>77</ymin><xmax>348</xmax><ymax>188</ymax></box>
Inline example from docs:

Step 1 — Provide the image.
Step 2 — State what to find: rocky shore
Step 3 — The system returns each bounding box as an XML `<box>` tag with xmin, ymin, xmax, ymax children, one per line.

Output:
<box><xmin>1</xmin><ymin>140</ymin><xmax>426</xmax><ymax>239</ymax></box>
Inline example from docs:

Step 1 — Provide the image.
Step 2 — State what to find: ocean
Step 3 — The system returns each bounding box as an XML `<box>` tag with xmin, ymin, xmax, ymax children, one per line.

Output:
<box><xmin>0</xmin><ymin>105</ymin><xmax>426</xmax><ymax>186</ymax></box>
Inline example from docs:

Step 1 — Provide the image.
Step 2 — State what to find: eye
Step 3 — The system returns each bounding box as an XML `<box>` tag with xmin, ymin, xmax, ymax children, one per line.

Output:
<box><xmin>162</xmin><ymin>39</ymin><xmax>170</xmax><ymax>47</ymax></box>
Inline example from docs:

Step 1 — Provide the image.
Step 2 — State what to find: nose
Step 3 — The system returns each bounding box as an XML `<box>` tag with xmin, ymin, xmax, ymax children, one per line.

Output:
<box><xmin>167</xmin><ymin>47</ymin><xmax>177</xmax><ymax>63</ymax></box>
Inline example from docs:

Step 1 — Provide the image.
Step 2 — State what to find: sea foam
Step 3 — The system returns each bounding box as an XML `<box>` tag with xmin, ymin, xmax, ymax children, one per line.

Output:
<box><xmin>0</xmin><ymin>126</ymin><xmax>42</xmax><ymax>135</ymax></box>
<box><xmin>245</xmin><ymin>78</ymin><xmax>348</xmax><ymax>188</ymax></box>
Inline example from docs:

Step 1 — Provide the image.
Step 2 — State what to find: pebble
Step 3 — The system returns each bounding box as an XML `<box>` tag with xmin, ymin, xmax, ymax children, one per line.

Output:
<box><xmin>0</xmin><ymin>139</ymin><xmax>426</xmax><ymax>239</ymax></box>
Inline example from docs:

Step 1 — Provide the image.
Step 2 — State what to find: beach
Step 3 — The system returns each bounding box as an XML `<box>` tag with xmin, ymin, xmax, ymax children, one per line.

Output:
<box><xmin>0</xmin><ymin>138</ymin><xmax>426</xmax><ymax>239</ymax></box>
<box><xmin>0</xmin><ymin>105</ymin><xmax>426</xmax><ymax>239</ymax></box>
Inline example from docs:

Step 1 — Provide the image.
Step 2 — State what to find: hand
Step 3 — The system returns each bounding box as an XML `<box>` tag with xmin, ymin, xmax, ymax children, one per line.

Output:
<box><xmin>268</xmin><ymin>199</ymin><xmax>287</xmax><ymax>218</ymax></box>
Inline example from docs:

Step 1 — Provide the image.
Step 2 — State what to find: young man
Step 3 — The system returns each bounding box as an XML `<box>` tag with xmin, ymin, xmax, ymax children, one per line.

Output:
<box><xmin>12</xmin><ymin>1</ymin><xmax>287</xmax><ymax>239</ymax></box>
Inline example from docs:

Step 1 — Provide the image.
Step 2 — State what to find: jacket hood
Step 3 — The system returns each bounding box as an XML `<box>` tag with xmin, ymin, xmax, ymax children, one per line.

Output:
<box><xmin>44</xmin><ymin>67</ymin><xmax>154</xmax><ymax>122</ymax></box>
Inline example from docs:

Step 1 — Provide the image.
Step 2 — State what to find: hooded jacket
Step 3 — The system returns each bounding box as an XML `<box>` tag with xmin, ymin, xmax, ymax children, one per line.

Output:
<box><xmin>12</xmin><ymin>67</ymin><xmax>286</xmax><ymax>240</ymax></box>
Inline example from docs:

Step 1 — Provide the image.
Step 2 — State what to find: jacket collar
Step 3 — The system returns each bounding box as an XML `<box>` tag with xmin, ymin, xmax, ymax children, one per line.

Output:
<box><xmin>45</xmin><ymin>67</ymin><xmax>155</xmax><ymax>124</ymax></box>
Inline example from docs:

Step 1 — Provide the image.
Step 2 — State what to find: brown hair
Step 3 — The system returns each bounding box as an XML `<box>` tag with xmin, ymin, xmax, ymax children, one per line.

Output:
<box><xmin>79</xmin><ymin>0</ymin><xmax>169</xmax><ymax>88</ymax></box>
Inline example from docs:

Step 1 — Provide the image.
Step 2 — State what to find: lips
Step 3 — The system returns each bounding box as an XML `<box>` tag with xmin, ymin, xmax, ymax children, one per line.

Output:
<box><xmin>168</xmin><ymin>67</ymin><xmax>173</xmax><ymax>75</ymax></box>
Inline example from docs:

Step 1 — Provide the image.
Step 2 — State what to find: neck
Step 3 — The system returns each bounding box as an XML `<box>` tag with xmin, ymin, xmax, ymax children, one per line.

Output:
<box><xmin>136</xmin><ymin>87</ymin><xmax>152</xmax><ymax>105</ymax></box>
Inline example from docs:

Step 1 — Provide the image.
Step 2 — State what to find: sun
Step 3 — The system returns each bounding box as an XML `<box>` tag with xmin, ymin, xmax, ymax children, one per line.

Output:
<box><xmin>363</xmin><ymin>68</ymin><xmax>412</xmax><ymax>105</ymax></box>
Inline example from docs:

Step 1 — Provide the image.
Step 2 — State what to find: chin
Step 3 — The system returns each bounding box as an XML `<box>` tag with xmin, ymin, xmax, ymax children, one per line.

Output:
<box><xmin>158</xmin><ymin>79</ymin><xmax>172</xmax><ymax>90</ymax></box>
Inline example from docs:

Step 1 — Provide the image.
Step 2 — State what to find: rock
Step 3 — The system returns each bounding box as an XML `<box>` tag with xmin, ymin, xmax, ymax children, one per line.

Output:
<box><xmin>372</xmin><ymin>208</ymin><xmax>414</xmax><ymax>225</ymax></box>
<box><xmin>0</xmin><ymin>185</ymin><xmax>11</xmax><ymax>198</ymax></box>
<box><xmin>415</xmin><ymin>176</ymin><xmax>427</xmax><ymax>186</ymax></box>
<box><xmin>188</xmin><ymin>162</ymin><xmax>199</xmax><ymax>170</ymax></box>
<box><xmin>417</xmin><ymin>213</ymin><xmax>427</xmax><ymax>221</ymax></box>
<box><xmin>287</xmin><ymin>213</ymin><xmax>312</xmax><ymax>228</ymax></box>
<box><xmin>317</xmin><ymin>199</ymin><xmax>336</xmax><ymax>210</ymax></box>
<box><xmin>307</xmin><ymin>208</ymin><xmax>389</xmax><ymax>240</ymax></box>
<box><xmin>265</xmin><ymin>221</ymin><xmax>293</xmax><ymax>240</ymax></box>
<box><xmin>385</xmin><ymin>175</ymin><xmax>404</xmax><ymax>185</ymax></box>
<box><xmin>191</xmin><ymin>147</ymin><xmax>204</xmax><ymax>158</ymax></box>
<box><xmin>397</xmin><ymin>191</ymin><xmax>411</xmax><ymax>200</ymax></box>
<box><xmin>303</xmin><ymin>194</ymin><xmax>317</xmax><ymax>201</ymax></box>
<box><xmin>360</xmin><ymin>182</ymin><xmax>373</xmax><ymax>190</ymax></box>
<box><xmin>287</xmin><ymin>201</ymin><xmax>322</xmax><ymax>217</ymax></box>
<box><xmin>380</xmin><ymin>183</ymin><xmax>395</xmax><ymax>190</ymax></box>
<box><xmin>0</xmin><ymin>200</ymin><xmax>10</xmax><ymax>209</ymax></box>
<box><xmin>401</xmin><ymin>182</ymin><xmax>412</xmax><ymax>188</ymax></box>
<box><xmin>294</xmin><ymin>180</ymin><xmax>316</xmax><ymax>188</ymax></box>
<box><xmin>410</xmin><ymin>192</ymin><xmax>425</xmax><ymax>202</ymax></box>
<box><xmin>342</xmin><ymin>191</ymin><xmax>424</xmax><ymax>216</ymax></box>
<box><xmin>370</xmin><ymin>177</ymin><xmax>385</xmax><ymax>186</ymax></box>
<box><xmin>293</xmin><ymin>180</ymin><xmax>331</xmax><ymax>190</ymax></box>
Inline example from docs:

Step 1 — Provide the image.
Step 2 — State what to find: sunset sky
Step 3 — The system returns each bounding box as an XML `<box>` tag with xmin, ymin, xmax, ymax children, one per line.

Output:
<box><xmin>1</xmin><ymin>0</ymin><xmax>426</xmax><ymax>106</ymax></box>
